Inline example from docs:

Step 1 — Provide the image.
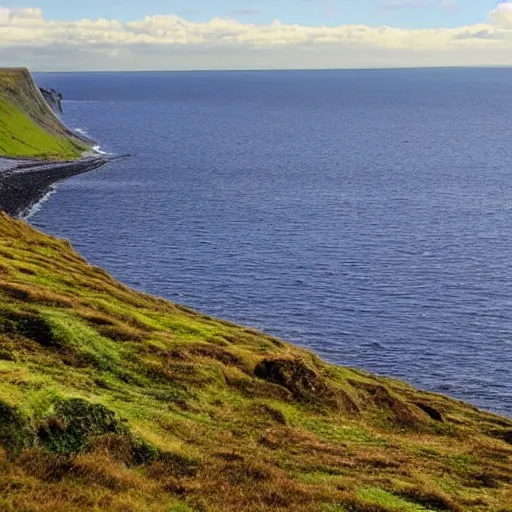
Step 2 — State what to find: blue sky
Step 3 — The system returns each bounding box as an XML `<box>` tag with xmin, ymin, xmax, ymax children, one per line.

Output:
<box><xmin>2</xmin><ymin>1</ymin><xmax>512</xmax><ymax>71</ymax></box>
<box><xmin>3</xmin><ymin>0</ymin><xmax>499</xmax><ymax>28</ymax></box>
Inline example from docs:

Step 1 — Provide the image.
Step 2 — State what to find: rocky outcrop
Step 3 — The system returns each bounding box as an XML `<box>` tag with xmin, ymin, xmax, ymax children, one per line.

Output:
<box><xmin>39</xmin><ymin>87</ymin><xmax>63</xmax><ymax>113</ymax></box>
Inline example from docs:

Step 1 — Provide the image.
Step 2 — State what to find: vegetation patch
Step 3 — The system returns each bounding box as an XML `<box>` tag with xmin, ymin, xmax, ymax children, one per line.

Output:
<box><xmin>349</xmin><ymin>380</ymin><xmax>429</xmax><ymax>428</ymax></box>
<box><xmin>87</xmin><ymin>433</ymin><xmax>159</xmax><ymax>466</ymax></box>
<box><xmin>395</xmin><ymin>485</ymin><xmax>463</xmax><ymax>512</ymax></box>
<box><xmin>0</xmin><ymin>401</ymin><xmax>34</xmax><ymax>456</ymax></box>
<box><xmin>38</xmin><ymin>398</ymin><xmax>127</xmax><ymax>454</ymax></box>
<box><xmin>356</xmin><ymin>487</ymin><xmax>430</xmax><ymax>511</ymax></box>
<box><xmin>415</xmin><ymin>401</ymin><xmax>444</xmax><ymax>422</ymax></box>
<box><xmin>0</xmin><ymin>308</ymin><xmax>56</xmax><ymax>346</ymax></box>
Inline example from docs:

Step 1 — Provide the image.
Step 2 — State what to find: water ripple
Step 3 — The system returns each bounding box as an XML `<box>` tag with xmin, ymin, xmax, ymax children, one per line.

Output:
<box><xmin>32</xmin><ymin>69</ymin><xmax>512</xmax><ymax>417</ymax></box>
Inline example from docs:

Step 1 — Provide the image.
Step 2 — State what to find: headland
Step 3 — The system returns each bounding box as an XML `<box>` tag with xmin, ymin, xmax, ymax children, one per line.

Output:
<box><xmin>0</xmin><ymin>67</ymin><xmax>110</xmax><ymax>217</ymax></box>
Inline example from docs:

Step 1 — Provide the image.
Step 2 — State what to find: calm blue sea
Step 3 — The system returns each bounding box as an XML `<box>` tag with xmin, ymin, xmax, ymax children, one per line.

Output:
<box><xmin>32</xmin><ymin>69</ymin><xmax>512</xmax><ymax>416</ymax></box>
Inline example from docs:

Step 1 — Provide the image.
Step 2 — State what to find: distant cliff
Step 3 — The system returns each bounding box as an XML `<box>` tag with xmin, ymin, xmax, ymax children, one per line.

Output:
<box><xmin>39</xmin><ymin>86</ymin><xmax>63</xmax><ymax>114</ymax></box>
<box><xmin>0</xmin><ymin>68</ymin><xmax>87</xmax><ymax>160</ymax></box>
<box><xmin>0</xmin><ymin>68</ymin><xmax>109</xmax><ymax>216</ymax></box>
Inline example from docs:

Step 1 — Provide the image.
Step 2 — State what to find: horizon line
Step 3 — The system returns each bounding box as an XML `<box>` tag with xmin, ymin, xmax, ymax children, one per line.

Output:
<box><xmin>31</xmin><ymin>64</ymin><xmax>512</xmax><ymax>73</ymax></box>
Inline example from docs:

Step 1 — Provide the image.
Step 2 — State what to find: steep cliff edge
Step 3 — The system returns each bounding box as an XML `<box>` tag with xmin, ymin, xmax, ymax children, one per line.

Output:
<box><xmin>0</xmin><ymin>68</ymin><xmax>87</xmax><ymax>160</ymax></box>
<box><xmin>0</xmin><ymin>68</ymin><xmax>110</xmax><ymax>217</ymax></box>
<box><xmin>0</xmin><ymin>212</ymin><xmax>510</xmax><ymax>511</ymax></box>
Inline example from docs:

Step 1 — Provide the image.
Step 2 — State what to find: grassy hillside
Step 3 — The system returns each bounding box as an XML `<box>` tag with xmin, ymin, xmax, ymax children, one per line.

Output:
<box><xmin>0</xmin><ymin>212</ymin><xmax>510</xmax><ymax>512</ymax></box>
<box><xmin>0</xmin><ymin>69</ymin><xmax>87</xmax><ymax>160</ymax></box>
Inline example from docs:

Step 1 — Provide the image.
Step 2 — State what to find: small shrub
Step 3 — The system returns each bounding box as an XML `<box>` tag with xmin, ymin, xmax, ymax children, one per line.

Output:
<box><xmin>0</xmin><ymin>309</ymin><xmax>56</xmax><ymax>347</ymax></box>
<box><xmin>38</xmin><ymin>398</ymin><xmax>127</xmax><ymax>454</ymax></box>
<box><xmin>0</xmin><ymin>401</ymin><xmax>34</xmax><ymax>456</ymax></box>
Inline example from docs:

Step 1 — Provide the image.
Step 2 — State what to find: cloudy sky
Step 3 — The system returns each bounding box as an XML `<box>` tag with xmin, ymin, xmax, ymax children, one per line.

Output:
<box><xmin>1</xmin><ymin>1</ymin><xmax>512</xmax><ymax>70</ymax></box>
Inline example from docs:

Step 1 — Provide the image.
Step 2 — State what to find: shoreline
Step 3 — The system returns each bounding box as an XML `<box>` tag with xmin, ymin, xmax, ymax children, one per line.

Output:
<box><xmin>0</xmin><ymin>155</ymin><xmax>111</xmax><ymax>217</ymax></box>
<box><xmin>0</xmin><ymin>69</ymin><xmax>511</xmax><ymax>511</ymax></box>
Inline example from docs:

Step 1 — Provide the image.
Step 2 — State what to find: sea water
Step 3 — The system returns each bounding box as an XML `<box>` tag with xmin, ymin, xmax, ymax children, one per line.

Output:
<box><xmin>32</xmin><ymin>69</ymin><xmax>512</xmax><ymax>416</ymax></box>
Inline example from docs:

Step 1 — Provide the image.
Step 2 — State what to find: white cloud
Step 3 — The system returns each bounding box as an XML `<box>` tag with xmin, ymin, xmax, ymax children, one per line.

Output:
<box><xmin>0</xmin><ymin>4</ymin><xmax>512</xmax><ymax>70</ymax></box>
<box><xmin>489</xmin><ymin>0</ymin><xmax>512</xmax><ymax>29</ymax></box>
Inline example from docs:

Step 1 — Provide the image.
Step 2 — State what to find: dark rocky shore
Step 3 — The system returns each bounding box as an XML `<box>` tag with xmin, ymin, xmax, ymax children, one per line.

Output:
<box><xmin>0</xmin><ymin>156</ymin><xmax>110</xmax><ymax>217</ymax></box>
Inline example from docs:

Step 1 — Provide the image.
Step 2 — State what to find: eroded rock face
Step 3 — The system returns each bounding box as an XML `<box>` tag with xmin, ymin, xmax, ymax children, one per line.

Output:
<box><xmin>39</xmin><ymin>87</ymin><xmax>63</xmax><ymax>113</ymax></box>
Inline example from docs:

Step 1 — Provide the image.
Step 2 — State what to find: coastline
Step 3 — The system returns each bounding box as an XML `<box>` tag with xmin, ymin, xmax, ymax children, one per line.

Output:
<box><xmin>0</xmin><ymin>68</ymin><xmax>511</xmax><ymax>511</ymax></box>
<box><xmin>0</xmin><ymin>66</ymin><xmax>114</xmax><ymax>217</ymax></box>
<box><xmin>0</xmin><ymin>155</ymin><xmax>110</xmax><ymax>217</ymax></box>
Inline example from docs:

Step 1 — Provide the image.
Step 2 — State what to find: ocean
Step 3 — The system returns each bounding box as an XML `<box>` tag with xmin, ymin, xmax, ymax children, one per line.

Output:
<box><xmin>31</xmin><ymin>69</ymin><xmax>512</xmax><ymax>416</ymax></box>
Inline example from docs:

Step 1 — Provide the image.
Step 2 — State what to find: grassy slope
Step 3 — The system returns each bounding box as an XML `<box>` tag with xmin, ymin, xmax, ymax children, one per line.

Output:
<box><xmin>0</xmin><ymin>69</ymin><xmax>87</xmax><ymax>160</ymax></box>
<box><xmin>0</xmin><ymin>213</ymin><xmax>511</xmax><ymax>512</ymax></box>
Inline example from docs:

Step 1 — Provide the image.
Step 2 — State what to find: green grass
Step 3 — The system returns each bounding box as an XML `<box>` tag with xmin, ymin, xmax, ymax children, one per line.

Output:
<box><xmin>0</xmin><ymin>213</ymin><xmax>510</xmax><ymax>511</ymax></box>
<box><xmin>357</xmin><ymin>487</ymin><xmax>430</xmax><ymax>511</ymax></box>
<box><xmin>0</xmin><ymin>98</ymin><xmax>83</xmax><ymax>159</ymax></box>
<box><xmin>0</xmin><ymin>68</ymin><xmax>87</xmax><ymax>160</ymax></box>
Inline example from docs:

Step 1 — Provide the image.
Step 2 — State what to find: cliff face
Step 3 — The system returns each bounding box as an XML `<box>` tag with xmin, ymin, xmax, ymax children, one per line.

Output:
<box><xmin>39</xmin><ymin>87</ymin><xmax>63</xmax><ymax>114</ymax></box>
<box><xmin>0</xmin><ymin>68</ymin><xmax>87</xmax><ymax>160</ymax></box>
<box><xmin>0</xmin><ymin>212</ymin><xmax>510</xmax><ymax>511</ymax></box>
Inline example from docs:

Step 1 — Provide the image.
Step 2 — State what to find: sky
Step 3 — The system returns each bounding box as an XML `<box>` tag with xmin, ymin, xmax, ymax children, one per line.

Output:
<box><xmin>1</xmin><ymin>0</ymin><xmax>497</xmax><ymax>28</ymax></box>
<box><xmin>1</xmin><ymin>1</ymin><xmax>512</xmax><ymax>70</ymax></box>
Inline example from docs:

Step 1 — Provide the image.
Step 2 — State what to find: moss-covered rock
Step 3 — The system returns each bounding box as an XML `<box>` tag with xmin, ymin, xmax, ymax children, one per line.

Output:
<box><xmin>254</xmin><ymin>357</ymin><xmax>328</xmax><ymax>403</ymax></box>
<box><xmin>254</xmin><ymin>356</ymin><xmax>352</xmax><ymax>411</ymax></box>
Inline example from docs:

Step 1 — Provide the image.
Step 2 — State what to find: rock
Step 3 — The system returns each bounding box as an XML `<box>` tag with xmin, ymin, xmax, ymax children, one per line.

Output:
<box><xmin>254</xmin><ymin>357</ymin><xmax>327</xmax><ymax>403</ymax></box>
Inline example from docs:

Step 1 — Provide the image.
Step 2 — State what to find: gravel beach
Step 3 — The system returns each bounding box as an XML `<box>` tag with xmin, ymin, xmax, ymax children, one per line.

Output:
<box><xmin>0</xmin><ymin>155</ymin><xmax>109</xmax><ymax>217</ymax></box>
